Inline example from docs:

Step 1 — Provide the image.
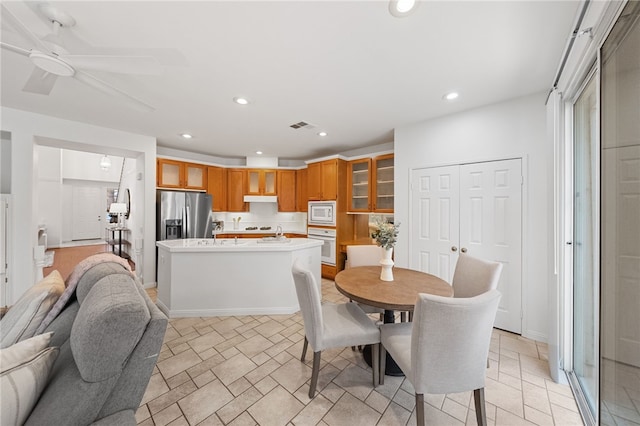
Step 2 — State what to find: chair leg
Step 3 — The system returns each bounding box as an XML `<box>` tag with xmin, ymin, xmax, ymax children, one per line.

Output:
<box><xmin>473</xmin><ymin>388</ymin><xmax>487</xmax><ymax>426</ymax></box>
<box><xmin>371</xmin><ymin>343</ymin><xmax>379</xmax><ymax>387</ymax></box>
<box><xmin>400</xmin><ymin>311</ymin><xmax>406</xmax><ymax>322</ymax></box>
<box><xmin>379</xmin><ymin>344</ymin><xmax>386</xmax><ymax>385</ymax></box>
<box><xmin>416</xmin><ymin>393</ymin><xmax>425</xmax><ymax>426</ymax></box>
<box><xmin>409</xmin><ymin>311</ymin><xmax>413</xmax><ymax>322</ymax></box>
<box><xmin>309</xmin><ymin>351</ymin><xmax>321</xmax><ymax>398</ymax></box>
<box><xmin>301</xmin><ymin>337</ymin><xmax>308</xmax><ymax>362</ymax></box>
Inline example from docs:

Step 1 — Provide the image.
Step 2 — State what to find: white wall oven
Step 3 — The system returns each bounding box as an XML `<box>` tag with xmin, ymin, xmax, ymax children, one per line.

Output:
<box><xmin>307</xmin><ymin>227</ymin><xmax>336</xmax><ymax>266</ymax></box>
<box><xmin>308</xmin><ymin>201</ymin><xmax>336</xmax><ymax>227</ymax></box>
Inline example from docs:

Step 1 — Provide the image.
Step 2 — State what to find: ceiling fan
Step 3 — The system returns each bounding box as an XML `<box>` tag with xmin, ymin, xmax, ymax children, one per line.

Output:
<box><xmin>0</xmin><ymin>4</ymin><xmax>160</xmax><ymax>112</ymax></box>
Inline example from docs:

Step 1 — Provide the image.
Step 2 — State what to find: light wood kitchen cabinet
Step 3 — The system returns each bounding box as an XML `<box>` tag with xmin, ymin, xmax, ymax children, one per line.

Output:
<box><xmin>227</xmin><ymin>169</ymin><xmax>248</xmax><ymax>212</ymax></box>
<box><xmin>247</xmin><ymin>169</ymin><xmax>277</xmax><ymax>195</ymax></box>
<box><xmin>207</xmin><ymin>166</ymin><xmax>227</xmax><ymax>212</ymax></box>
<box><xmin>346</xmin><ymin>154</ymin><xmax>394</xmax><ymax>212</ymax></box>
<box><xmin>347</xmin><ymin>158</ymin><xmax>372</xmax><ymax>212</ymax></box>
<box><xmin>296</xmin><ymin>168</ymin><xmax>308</xmax><ymax>212</ymax></box>
<box><xmin>307</xmin><ymin>162</ymin><xmax>321</xmax><ymax>200</ymax></box>
<box><xmin>276</xmin><ymin>170</ymin><xmax>297</xmax><ymax>212</ymax></box>
<box><xmin>372</xmin><ymin>154</ymin><xmax>394</xmax><ymax>212</ymax></box>
<box><xmin>307</xmin><ymin>159</ymin><xmax>338</xmax><ymax>200</ymax></box>
<box><xmin>157</xmin><ymin>159</ymin><xmax>207</xmax><ymax>190</ymax></box>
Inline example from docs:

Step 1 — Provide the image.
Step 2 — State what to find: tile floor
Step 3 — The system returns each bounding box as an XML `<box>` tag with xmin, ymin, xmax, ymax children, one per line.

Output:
<box><xmin>137</xmin><ymin>280</ymin><xmax>584</xmax><ymax>426</ymax></box>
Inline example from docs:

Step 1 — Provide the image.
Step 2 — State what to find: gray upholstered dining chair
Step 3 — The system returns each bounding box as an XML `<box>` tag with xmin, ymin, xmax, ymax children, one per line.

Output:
<box><xmin>346</xmin><ymin>245</ymin><xmax>385</xmax><ymax>321</ymax></box>
<box><xmin>451</xmin><ymin>254</ymin><xmax>503</xmax><ymax>298</ymax></box>
<box><xmin>291</xmin><ymin>260</ymin><xmax>380</xmax><ymax>398</ymax></box>
<box><xmin>379</xmin><ymin>290</ymin><xmax>501</xmax><ymax>426</ymax></box>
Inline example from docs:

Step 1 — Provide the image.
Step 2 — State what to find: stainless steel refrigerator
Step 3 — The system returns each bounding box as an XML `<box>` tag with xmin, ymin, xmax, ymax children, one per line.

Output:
<box><xmin>156</xmin><ymin>190</ymin><xmax>214</xmax><ymax>240</ymax></box>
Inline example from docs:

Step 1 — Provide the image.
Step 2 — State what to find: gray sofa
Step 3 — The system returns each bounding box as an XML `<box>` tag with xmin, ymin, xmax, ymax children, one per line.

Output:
<box><xmin>24</xmin><ymin>262</ymin><xmax>168</xmax><ymax>426</ymax></box>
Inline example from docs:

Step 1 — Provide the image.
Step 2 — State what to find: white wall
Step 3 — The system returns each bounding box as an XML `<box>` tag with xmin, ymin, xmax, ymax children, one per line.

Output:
<box><xmin>1</xmin><ymin>131</ymin><xmax>11</xmax><ymax>194</ymax></box>
<box><xmin>394</xmin><ymin>92</ymin><xmax>551</xmax><ymax>342</ymax></box>
<box><xmin>35</xmin><ymin>146</ymin><xmax>63</xmax><ymax>248</ymax></box>
<box><xmin>1</xmin><ymin>107</ymin><xmax>156</xmax><ymax>303</ymax></box>
<box><xmin>62</xmin><ymin>150</ymin><xmax>124</xmax><ymax>182</ymax></box>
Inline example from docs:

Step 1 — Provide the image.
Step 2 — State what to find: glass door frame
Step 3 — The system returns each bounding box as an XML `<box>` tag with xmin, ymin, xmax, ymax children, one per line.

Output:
<box><xmin>564</xmin><ymin>64</ymin><xmax>601</xmax><ymax>426</ymax></box>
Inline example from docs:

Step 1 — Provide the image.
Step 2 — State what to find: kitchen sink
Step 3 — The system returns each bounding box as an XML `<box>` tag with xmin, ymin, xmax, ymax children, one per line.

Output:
<box><xmin>217</xmin><ymin>239</ymin><xmax>249</xmax><ymax>246</ymax></box>
<box><xmin>257</xmin><ymin>236</ymin><xmax>291</xmax><ymax>243</ymax></box>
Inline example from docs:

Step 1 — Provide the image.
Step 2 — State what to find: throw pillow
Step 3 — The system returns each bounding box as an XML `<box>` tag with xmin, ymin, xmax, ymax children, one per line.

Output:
<box><xmin>0</xmin><ymin>271</ymin><xmax>65</xmax><ymax>348</ymax></box>
<box><xmin>0</xmin><ymin>332</ymin><xmax>53</xmax><ymax>371</ymax></box>
<box><xmin>0</xmin><ymin>333</ymin><xmax>59</xmax><ymax>425</ymax></box>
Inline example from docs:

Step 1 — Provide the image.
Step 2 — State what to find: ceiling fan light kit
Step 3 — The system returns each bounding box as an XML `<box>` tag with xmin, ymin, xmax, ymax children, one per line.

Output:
<box><xmin>29</xmin><ymin>52</ymin><xmax>74</xmax><ymax>76</ymax></box>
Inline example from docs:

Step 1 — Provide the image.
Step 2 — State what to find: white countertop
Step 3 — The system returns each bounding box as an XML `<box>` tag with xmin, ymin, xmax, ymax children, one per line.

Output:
<box><xmin>156</xmin><ymin>237</ymin><xmax>322</xmax><ymax>252</ymax></box>
<box><xmin>215</xmin><ymin>228</ymin><xmax>307</xmax><ymax>235</ymax></box>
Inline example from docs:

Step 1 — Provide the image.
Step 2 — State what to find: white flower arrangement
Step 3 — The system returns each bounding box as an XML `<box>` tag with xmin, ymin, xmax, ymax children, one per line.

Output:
<box><xmin>371</xmin><ymin>219</ymin><xmax>400</xmax><ymax>250</ymax></box>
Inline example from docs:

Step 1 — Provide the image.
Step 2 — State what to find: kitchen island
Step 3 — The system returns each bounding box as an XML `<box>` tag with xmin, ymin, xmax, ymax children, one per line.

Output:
<box><xmin>156</xmin><ymin>238</ymin><xmax>322</xmax><ymax>317</ymax></box>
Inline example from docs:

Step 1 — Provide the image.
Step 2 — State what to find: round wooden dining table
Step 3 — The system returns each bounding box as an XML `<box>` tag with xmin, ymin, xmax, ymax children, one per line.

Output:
<box><xmin>335</xmin><ymin>266</ymin><xmax>453</xmax><ymax>313</ymax></box>
<box><xmin>334</xmin><ymin>265</ymin><xmax>453</xmax><ymax>375</ymax></box>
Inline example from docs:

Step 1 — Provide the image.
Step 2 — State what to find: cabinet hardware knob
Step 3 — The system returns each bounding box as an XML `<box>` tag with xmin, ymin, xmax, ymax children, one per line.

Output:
<box><xmin>461</xmin><ymin>247</ymin><xmax>467</xmax><ymax>253</ymax></box>
<box><xmin>451</xmin><ymin>246</ymin><xmax>458</xmax><ymax>252</ymax></box>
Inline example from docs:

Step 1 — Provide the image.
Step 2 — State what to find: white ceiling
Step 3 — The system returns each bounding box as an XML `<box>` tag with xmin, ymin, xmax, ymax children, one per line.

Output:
<box><xmin>1</xmin><ymin>1</ymin><xmax>580</xmax><ymax>161</ymax></box>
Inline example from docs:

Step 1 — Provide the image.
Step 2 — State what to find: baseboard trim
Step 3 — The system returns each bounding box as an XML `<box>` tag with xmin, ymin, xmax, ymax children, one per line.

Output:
<box><xmin>155</xmin><ymin>300</ymin><xmax>299</xmax><ymax>318</ymax></box>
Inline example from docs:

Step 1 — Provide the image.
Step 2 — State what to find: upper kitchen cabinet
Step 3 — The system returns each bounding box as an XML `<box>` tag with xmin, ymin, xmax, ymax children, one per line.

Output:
<box><xmin>157</xmin><ymin>159</ymin><xmax>207</xmax><ymax>190</ymax></box>
<box><xmin>347</xmin><ymin>154</ymin><xmax>394</xmax><ymax>212</ymax></box>
<box><xmin>247</xmin><ymin>169</ymin><xmax>276</xmax><ymax>195</ymax></box>
<box><xmin>373</xmin><ymin>154</ymin><xmax>394</xmax><ymax>212</ymax></box>
<box><xmin>227</xmin><ymin>169</ymin><xmax>248</xmax><ymax>212</ymax></box>
<box><xmin>207</xmin><ymin>166</ymin><xmax>227</xmax><ymax>212</ymax></box>
<box><xmin>347</xmin><ymin>158</ymin><xmax>372</xmax><ymax>212</ymax></box>
<box><xmin>307</xmin><ymin>159</ymin><xmax>339</xmax><ymax>200</ymax></box>
<box><xmin>296</xmin><ymin>168</ymin><xmax>308</xmax><ymax>212</ymax></box>
<box><xmin>276</xmin><ymin>170</ymin><xmax>296</xmax><ymax>212</ymax></box>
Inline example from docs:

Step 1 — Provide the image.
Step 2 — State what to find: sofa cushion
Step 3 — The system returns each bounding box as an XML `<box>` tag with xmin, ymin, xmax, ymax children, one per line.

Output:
<box><xmin>75</xmin><ymin>262</ymin><xmax>134</xmax><ymax>305</ymax></box>
<box><xmin>72</xmin><ymin>273</ymin><xmax>150</xmax><ymax>382</ymax></box>
<box><xmin>0</xmin><ymin>333</ymin><xmax>59</xmax><ymax>425</ymax></box>
<box><xmin>0</xmin><ymin>270</ymin><xmax>65</xmax><ymax>348</ymax></box>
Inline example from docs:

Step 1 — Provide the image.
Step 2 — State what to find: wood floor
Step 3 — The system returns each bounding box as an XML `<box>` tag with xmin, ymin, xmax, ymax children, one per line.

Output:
<box><xmin>43</xmin><ymin>243</ymin><xmax>115</xmax><ymax>280</ymax></box>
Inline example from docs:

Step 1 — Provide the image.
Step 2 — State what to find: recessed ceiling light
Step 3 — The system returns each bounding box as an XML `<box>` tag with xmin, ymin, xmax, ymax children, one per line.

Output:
<box><xmin>443</xmin><ymin>92</ymin><xmax>459</xmax><ymax>101</ymax></box>
<box><xmin>389</xmin><ymin>0</ymin><xmax>418</xmax><ymax>17</ymax></box>
<box><xmin>318</xmin><ymin>132</ymin><xmax>328</xmax><ymax>137</ymax></box>
<box><xmin>180</xmin><ymin>133</ymin><xmax>193</xmax><ymax>139</ymax></box>
<box><xmin>256</xmin><ymin>151</ymin><xmax>263</xmax><ymax>155</ymax></box>
<box><xmin>234</xmin><ymin>97</ymin><xmax>250</xmax><ymax>105</ymax></box>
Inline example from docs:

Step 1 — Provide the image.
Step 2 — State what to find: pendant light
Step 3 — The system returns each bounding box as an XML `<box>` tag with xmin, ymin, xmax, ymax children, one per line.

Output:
<box><xmin>100</xmin><ymin>155</ymin><xmax>111</xmax><ymax>171</ymax></box>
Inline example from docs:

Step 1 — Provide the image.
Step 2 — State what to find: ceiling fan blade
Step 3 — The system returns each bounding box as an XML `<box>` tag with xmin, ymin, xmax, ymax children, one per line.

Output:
<box><xmin>23</xmin><ymin>68</ymin><xmax>58</xmax><ymax>95</ymax></box>
<box><xmin>60</xmin><ymin>55</ymin><xmax>162</xmax><ymax>75</ymax></box>
<box><xmin>1</xmin><ymin>4</ymin><xmax>52</xmax><ymax>54</ymax></box>
<box><xmin>0</xmin><ymin>41</ymin><xmax>31</xmax><ymax>57</ymax></box>
<box><xmin>73</xmin><ymin>70</ymin><xmax>155</xmax><ymax>112</ymax></box>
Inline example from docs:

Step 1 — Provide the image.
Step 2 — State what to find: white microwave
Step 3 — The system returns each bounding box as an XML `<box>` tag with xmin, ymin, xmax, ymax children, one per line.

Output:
<box><xmin>308</xmin><ymin>201</ymin><xmax>336</xmax><ymax>226</ymax></box>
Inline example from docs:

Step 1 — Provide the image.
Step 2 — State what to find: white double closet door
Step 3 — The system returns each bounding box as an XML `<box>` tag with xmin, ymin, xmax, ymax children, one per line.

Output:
<box><xmin>410</xmin><ymin>158</ymin><xmax>522</xmax><ymax>333</ymax></box>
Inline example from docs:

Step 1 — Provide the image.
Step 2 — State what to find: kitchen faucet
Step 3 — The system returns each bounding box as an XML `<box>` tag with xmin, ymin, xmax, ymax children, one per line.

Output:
<box><xmin>275</xmin><ymin>224</ymin><xmax>283</xmax><ymax>239</ymax></box>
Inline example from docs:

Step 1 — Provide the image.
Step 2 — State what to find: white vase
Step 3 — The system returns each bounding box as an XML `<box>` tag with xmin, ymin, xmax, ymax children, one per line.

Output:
<box><xmin>380</xmin><ymin>247</ymin><xmax>394</xmax><ymax>281</ymax></box>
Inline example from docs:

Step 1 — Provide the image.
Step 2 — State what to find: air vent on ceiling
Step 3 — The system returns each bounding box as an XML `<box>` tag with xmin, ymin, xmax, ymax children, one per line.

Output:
<box><xmin>289</xmin><ymin>121</ymin><xmax>317</xmax><ymax>130</ymax></box>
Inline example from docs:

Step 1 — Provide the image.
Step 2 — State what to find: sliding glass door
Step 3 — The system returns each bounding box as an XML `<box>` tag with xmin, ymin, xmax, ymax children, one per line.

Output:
<box><xmin>600</xmin><ymin>2</ymin><xmax>640</xmax><ymax>425</ymax></box>
<box><xmin>572</xmin><ymin>72</ymin><xmax>599</xmax><ymax>420</ymax></box>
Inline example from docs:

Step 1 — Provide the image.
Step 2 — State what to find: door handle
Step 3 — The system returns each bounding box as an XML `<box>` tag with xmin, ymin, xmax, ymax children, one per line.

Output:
<box><xmin>451</xmin><ymin>246</ymin><xmax>458</xmax><ymax>252</ymax></box>
<box><xmin>461</xmin><ymin>247</ymin><xmax>467</xmax><ymax>253</ymax></box>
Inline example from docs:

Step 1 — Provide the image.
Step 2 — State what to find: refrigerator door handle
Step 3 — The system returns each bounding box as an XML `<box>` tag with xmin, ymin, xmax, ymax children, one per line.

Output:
<box><xmin>185</xmin><ymin>205</ymin><xmax>191</xmax><ymax>238</ymax></box>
